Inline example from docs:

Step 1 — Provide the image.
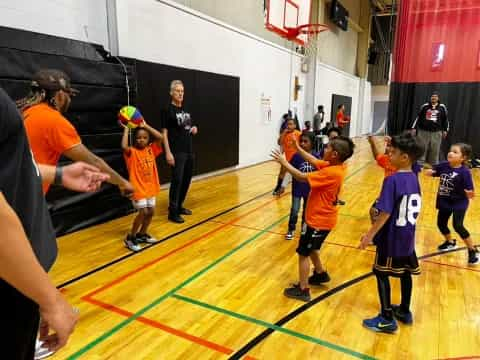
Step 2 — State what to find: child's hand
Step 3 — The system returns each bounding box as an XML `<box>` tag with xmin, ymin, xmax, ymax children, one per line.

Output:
<box><xmin>465</xmin><ymin>189</ymin><xmax>475</xmax><ymax>199</ymax></box>
<box><xmin>359</xmin><ymin>233</ymin><xmax>373</xmax><ymax>249</ymax></box>
<box><xmin>270</xmin><ymin>149</ymin><xmax>286</xmax><ymax>165</ymax></box>
<box><xmin>424</xmin><ymin>169</ymin><xmax>435</xmax><ymax>177</ymax></box>
<box><xmin>138</xmin><ymin>121</ymin><xmax>146</xmax><ymax>128</ymax></box>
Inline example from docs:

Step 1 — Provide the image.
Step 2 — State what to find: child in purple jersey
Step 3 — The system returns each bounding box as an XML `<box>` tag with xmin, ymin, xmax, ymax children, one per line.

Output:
<box><xmin>285</xmin><ymin>132</ymin><xmax>321</xmax><ymax>240</ymax></box>
<box><xmin>424</xmin><ymin>143</ymin><xmax>478</xmax><ymax>264</ymax></box>
<box><xmin>360</xmin><ymin>133</ymin><xmax>425</xmax><ymax>333</ymax></box>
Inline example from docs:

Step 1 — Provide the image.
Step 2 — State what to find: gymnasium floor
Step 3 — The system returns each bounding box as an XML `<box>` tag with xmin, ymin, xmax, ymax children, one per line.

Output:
<box><xmin>50</xmin><ymin>138</ymin><xmax>480</xmax><ymax>360</ymax></box>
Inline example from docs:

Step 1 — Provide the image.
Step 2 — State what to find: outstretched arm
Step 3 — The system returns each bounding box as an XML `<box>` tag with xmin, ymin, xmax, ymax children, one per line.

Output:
<box><xmin>367</xmin><ymin>135</ymin><xmax>380</xmax><ymax>159</ymax></box>
<box><xmin>270</xmin><ymin>149</ymin><xmax>307</xmax><ymax>182</ymax></box>
<box><xmin>294</xmin><ymin>140</ymin><xmax>321</xmax><ymax>164</ymax></box>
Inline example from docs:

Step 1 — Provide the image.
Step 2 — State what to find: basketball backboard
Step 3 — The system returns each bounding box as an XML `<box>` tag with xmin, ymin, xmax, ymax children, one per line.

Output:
<box><xmin>265</xmin><ymin>0</ymin><xmax>312</xmax><ymax>45</ymax></box>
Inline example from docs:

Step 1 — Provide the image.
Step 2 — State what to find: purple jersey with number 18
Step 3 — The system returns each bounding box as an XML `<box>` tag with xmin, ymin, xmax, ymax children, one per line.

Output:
<box><xmin>373</xmin><ymin>171</ymin><xmax>422</xmax><ymax>257</ymax></box>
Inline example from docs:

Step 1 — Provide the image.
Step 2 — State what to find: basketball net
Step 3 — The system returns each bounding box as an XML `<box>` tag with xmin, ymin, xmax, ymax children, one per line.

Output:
<box><xmin>284</xmin><ymin>24</ymin><xmax>328</xmax><ymax>67</ymax></box>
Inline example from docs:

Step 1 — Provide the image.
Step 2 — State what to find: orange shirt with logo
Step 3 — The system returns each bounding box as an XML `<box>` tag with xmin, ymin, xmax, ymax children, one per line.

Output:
<box><xmin>23</xmin><ymin>103</ymin><xmax>82</xmax><ymax>193</ymax></box>
<box><xmin>376</xmin><ymin>154</ymin><xmax>397</xmax><ymax>178</ymax></box>
<box><xmin>305</xmin><ymin>160</ymin><xmax>346</xmax><ymax>230</ymax></box>
<box><xmin>124</xmin><ymin>143</ymin><xmax>163</xmax><ymax>200</ymax></box>
<box><xmin>282</xmin><ymin>130</ymin><xmax>301</xmax><ymax>162</ymax></box>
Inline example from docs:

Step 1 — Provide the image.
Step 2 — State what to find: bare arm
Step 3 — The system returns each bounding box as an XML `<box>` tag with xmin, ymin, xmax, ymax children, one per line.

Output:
<box><xmin>360</xmin><ymin>212</ymin><xmax>390</xmax><ymax>249</ymax></box>
<box><xmin>63</xmin><ymin>144</ymin><xmax>128</xmax><ymax>188</ymax></box>
<box><xmin>294</xmin><ymin>141</ymin><xmax>320</xmax><ymax>164</ymax></box>
<box><xmin>142</xmin><ymin>122</ymin><xmax>163</xmax><ymax>145</ymax></box>
<box><xmin>121</xmin><ymin>126</ymin><xmax>130</xmax><ymax>154</ymax></box>
<box><xmin>162</xmin><ymin>128</ymin><xmax>175</xmax><ymax>166</ymax></box>
<box><xmin>270</xmin><ymin>150</ymin><xmax>308</xmax><ymax>182</ymax></box>
<box><xmin>367</xmin><ymin>136</ymin><xmax>380</xmax><ymax>159</ymax></box>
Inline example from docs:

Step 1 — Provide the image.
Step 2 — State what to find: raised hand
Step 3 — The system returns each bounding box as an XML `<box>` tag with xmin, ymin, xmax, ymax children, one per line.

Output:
<box><xmin>62</xmin><ymin>162</ymin><xmax>110</xmax><ymax>192</ymax></box>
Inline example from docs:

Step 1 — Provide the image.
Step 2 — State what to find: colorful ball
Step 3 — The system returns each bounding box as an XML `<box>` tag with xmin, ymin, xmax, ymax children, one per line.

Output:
<box><xmin>118</xmin><ymin>106</ymin><xmax>144</xmax><ymax>129</ymax></box>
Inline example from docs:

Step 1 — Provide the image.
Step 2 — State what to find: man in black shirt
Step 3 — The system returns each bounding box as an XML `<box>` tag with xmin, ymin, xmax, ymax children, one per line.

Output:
<box><xmin>411</xmin><ymin>92</ymin><xmax>449</xmax><ymax>166</ymax></box>
<box><xmin>0</xmin><ymin>87</ymin><xmax>108</xmax><ymax>358</ymax></box>
<box><xmin>162</xmin><ymin>80</ymin><xmax>198</xmax><ymax>223</ymax></box>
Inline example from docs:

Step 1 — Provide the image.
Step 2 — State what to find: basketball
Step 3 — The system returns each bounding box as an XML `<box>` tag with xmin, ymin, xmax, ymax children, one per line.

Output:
<box><xmin>118</xmin><ymin>106</ymin><xmax>144</xmax><ymax>129</ymax></box>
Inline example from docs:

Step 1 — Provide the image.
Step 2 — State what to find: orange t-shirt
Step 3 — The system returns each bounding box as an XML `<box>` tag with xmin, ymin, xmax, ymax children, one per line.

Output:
<box><xmin>124</xmin><ymin>143</ymin><xmax>163</xmax><ymax>200</ymax></box>
<box><xmin>305</xmin><ymin>161</ymin><xmax>346</xmax><ymax>230</ymax></box>
<box><xmin>376</xmin><ymin>154</ymin><xmax>397</xmax><ymax>178</ymax></box>
<box><xmin>282</xmin><ymin>130</ymin><xmax>301</xmax><ymax>162</ymax></box>
<box><xmin>23</xmin><ymin>103</ymin><xmax>82</xmax><ymax>193</ymax></box>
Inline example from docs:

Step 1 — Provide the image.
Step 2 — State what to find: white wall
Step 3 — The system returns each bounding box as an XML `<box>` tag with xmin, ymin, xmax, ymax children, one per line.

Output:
<box><xmin>0</xmin><ymin>0</ymin><xmax>110</xmax><ymax>49</ymax></box>
<box><xmin>314</xmin><ymin>62</ymin><xmax>365</xmax><ymax>137</ymax></box>
<box><xmin>116</xmin><ymin>0</ymin><xmax>307</xmax><ymax>166</ymax></box>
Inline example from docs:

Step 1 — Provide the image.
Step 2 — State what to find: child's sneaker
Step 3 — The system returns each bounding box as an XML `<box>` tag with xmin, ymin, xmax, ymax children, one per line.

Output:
<box><xmin>468</xmin><ymin>249</ymin><xmax>479</xmax><ymax>265</ymax></box>
<box><xmin>124</xmin><ymin>234</ymin><xmax>141</xmax><ymax>252</ymax></box>
<box><xmin>391</xmin><ymin>305</ymin><xmax>413</xmax><ymax>324</ymax></box>
<box><xmin>308</xmin><ymin>270</ymin><xmax>330</xmax><ymax>285</ymax></box>
<box><xmin>285</xmin><ymin>230</ymin><xmax>295</xmax><ymax>240</ymax></box>
<box><xmin>363</xmin><ymin>314</ymin><xmax>398</xmax><ymax>333</ymax></box>
<box><xmin>438</xmin><ymin>239</ymin><xmax>457</xmax><ymax>251</ymax></box>
<box><xmin>284</xmin><ymin>284</ymin><xmax>311</xmax><ymax>302</ymax></box>
<box><xmin>138</xmin><ymin>233</ymin><xmax>159</xmax><ymax>244</ymax></box>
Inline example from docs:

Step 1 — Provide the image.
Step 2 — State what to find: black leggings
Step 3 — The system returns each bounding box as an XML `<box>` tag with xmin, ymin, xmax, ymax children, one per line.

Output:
<box><xmin>376</xmin><ymin>273</ymin><xmax>412</xmax><ymax>320</ymax></box>
<box><xmin>437</xmin><ymin>208</ymin><xmax>470</xmax><ymax>239</ymax></box>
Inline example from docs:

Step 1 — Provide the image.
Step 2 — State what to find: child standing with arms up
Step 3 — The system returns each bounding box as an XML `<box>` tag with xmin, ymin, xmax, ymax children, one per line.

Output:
<box><xmin>273</xmin><ymin>118</ymin><xmax>301</xmax><ymax>196</ymax></box>
<box><xmin>285</xmin><ymin>132</ymin><xmax>321</xmax><ymax>240</ymax></box>
<box><xmin>272</xmin><ymin>136</ymin><xmax>355</xmax><ymax>302</ymax></box>
<box><xmin>425</xmin><ymin>143</ymin><xmax>478</xmax><ymax>264</ymax></box>
<box><xmin>360</xmin><ymin>133</ymin><xmax>424</xmax><ymax>333</ymax></box>
<box><xmin>122</xmin><ymin>122</ymin><xmax>163</xmax><ymax>252</ymax></box>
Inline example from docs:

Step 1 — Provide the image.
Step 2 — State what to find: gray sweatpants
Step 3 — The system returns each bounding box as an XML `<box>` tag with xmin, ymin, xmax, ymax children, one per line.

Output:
<box><xmin>417</xmin><ymin>129</ymin><xmax>443</xmax><ymax>166</ymax></box>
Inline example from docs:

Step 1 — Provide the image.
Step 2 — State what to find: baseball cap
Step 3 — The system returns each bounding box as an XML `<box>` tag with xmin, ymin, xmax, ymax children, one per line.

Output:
<box><xmin>31</xmin><ymin>69</ymin><xmax>79</xmax><ymax>95</ymax></box>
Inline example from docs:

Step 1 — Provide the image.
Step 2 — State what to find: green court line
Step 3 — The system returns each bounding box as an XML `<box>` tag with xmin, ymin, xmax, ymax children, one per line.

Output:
<box><xmin>172</xmin><ymin>294</ymin><xmax>376</xmax><ymax>360</ymax></box>
<box><xmin>68</xmin><ymin>161</ymin><xmax>374</xmax><ymax>359</ymax></box>
<box><xmin>68</xmin><ymin>215</ymin><xmax>288</xmax><ymax>359</ymax></box>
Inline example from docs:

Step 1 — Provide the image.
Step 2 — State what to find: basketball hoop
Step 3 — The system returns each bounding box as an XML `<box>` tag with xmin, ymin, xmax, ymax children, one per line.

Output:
<box><xmin>284</xmin><ymin>24</ymin><xmax>328</xmax><ymax>72</ymax></box>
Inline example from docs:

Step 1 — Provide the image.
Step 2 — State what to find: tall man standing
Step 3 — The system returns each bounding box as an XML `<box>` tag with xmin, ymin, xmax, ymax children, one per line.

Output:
<box><xmin>162</xmin><ymin>80</ymin><xmax>198</xmax><ymax>223</ymax></box>
<box><xmin>411</xmin><ymin>92</ymin><xmax>449</xmax><ymax>166</ymax></box>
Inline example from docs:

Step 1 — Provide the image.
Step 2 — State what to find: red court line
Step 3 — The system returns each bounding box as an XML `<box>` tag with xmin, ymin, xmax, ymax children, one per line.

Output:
<box><xmin>82</xmin><ymin>192</ymin><xmax>290</xmax><ymax>299</ymax></box>
<box><xmin>422</xmin><ymin>259</ymin><xmax>480</xmax><ymax>273</ymax></box>
<box><xmin>83</xmin><ymin>296</ymin><xmax>235</xmax><ymax>356</ymax></box>
<box><xmin>436</xmin><ymin>356</ymin><xmax>480</xmax><ymax>360</ymax></box>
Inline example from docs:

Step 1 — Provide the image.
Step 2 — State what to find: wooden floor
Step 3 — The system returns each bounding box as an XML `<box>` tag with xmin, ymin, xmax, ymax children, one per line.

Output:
<box><xmin>50</xmin><ymin>138</ymin><xmax>480</xmax><ymax>360</ymax></box>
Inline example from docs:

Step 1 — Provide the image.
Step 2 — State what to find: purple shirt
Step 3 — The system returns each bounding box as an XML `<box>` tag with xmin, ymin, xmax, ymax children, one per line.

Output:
<box><xmin>290</xmin><ymin>152</ymin><xmax>321</xmax><ymax>198</ymax></box>
<box><xmin>374</xmin><ymin>171</ymin><xmax>422</xmax><ymax>257</ymax></box>
<box><xmin>433</xmin><ymin>162</ymin><xmax>474</xmax><ymax>210</ymax></box>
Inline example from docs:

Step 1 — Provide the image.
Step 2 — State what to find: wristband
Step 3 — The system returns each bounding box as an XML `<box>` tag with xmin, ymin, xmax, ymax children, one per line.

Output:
<box><xmin>54</xmin><ymin>166</ymin><xmax>63</xmax><ymax>186</ymax></box>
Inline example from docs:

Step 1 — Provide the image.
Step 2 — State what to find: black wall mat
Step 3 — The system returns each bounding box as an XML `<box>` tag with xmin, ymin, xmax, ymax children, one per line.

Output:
<box><xmin>330</xmin><ymin>94</ymin><xmax>352</xmax><ymax>137</ymax></box>
<box><xmin>134</xmin><ymin>60</ymin><xmax>240</xmax><ymax>183</ymax></box>
<box><xmin>388</xmin><ymin>82</ymin><xmax>480</xmax><ymax>158</ymax></box>
<box><xmin>0</xmin><ymin>26</ymin><xmax>240</xmax><ymax>236</ymax></box>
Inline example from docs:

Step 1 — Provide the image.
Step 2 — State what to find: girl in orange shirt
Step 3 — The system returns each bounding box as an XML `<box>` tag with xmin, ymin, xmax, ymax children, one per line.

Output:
<box><xmin>122</xmin><ymin>122</ymin><xmax>163</xmax><ymax>251</ymax></box>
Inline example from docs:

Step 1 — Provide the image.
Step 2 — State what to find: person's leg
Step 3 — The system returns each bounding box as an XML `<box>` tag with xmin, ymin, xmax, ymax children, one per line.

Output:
<box><xmin>287</xmin><ymin>196</ymin><xmax>301</xmax><ymax>233</ymax></box>
<box><xmin>139</xmin><ymin>207</ymin><xmax>153</xmax><ymax>234</ymax></box>
<box><xmin>400</xmin><ymin>273</ymin><xmax>413</xmax><ymax>313</ymax></box>
<box><xmin>273</xmin><ymin>166</ymin><xmax>287</xmax><ymax>194</ymax></box>
<box><xmin>376</xmin><ymin>273</ymin><xmax>393</xmax><ymax>320</ymax></box>
<box><xmin>309</xmin><ymin>251</ymin><xmax>325</xmax><ymax>274</ymax></box>
<box><xmin>169</xmin><ymin>153</ymin><xmax>187</xmax><ymax>217</ymax></box>
<box><xmin>437</xmin><ymin>208</ymin><xmax>456</xmax><ymax>250</ymax></box>
<box><xmin>452</xmin><ymin>210</ymin><xmax>478</xmax><ymax>264</ymax></box>
<box><xmin>178</xmin><ymin>153</ymin><xmax>194</xmax><ymax>211</ymax></box>
<box><xmin>416</xmin><ymin>129</ymin><xmax>430</xmax><ymax>166</ymax></box>
<box><xmin>428</xmin><ymin>131</ymin><xmax>443</xmax><ymax>165</ymax></box>
<box><xmin>131</xmin><ymin>206</ymin><xmax>146</xmax><ymax>236</ymax></box>
<box><xmin>298</xmin><ymin>255</ymin><xmax>310</xmax><ymax>290</ymax></box>
<box><xmin>0</xmin><ymin>280</ymin><xmax>39</xmax><ymax>360</ymax></box>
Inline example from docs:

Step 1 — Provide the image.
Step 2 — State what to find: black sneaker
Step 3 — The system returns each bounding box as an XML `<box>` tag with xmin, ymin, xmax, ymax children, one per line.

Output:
<box><xmin>468</xmin><ymin>249</ymin><xmax>479</xmax><ymax>265</ymax></box>
<box><xmin>285</xmin><ymin>230</ymin><xmax>295</xmax><ymax>240</ymax></box>
<box><xmin>273</xmin><ymin>186</ymin><xmax>285</xmax><ymax>196</ymax></box>
<box><xmin>180</xmin><ymin>208</ymin><xmax>192</xmax><ymax>215</ymax></box>
<box><xmin>438</xmin><ymin>239</ymin><xmax>457</xmax><ymax>251</ymax></box>
<box><xmin>392</xmin><ymin>304</ymin><xmax>413</xmax><ymax>324</ymax></box>
<box><xmin>308</xmin><ymin>270</ymin><xmax>331</xmax><ymax>285</ymax></box>
<box><xmin>284</xmin><ymin>285</ymin><xmax>311</xmax><ymax>302</ymax></box>
<box><xmin>168</xmin><ymin>214</ymin><xmax>185</xmax><ymax>223</ymax></box>
<box><xmin>124</xmin><ymin>234</ymin><xmax>141</xmax><ymax>252</ymax></box>
<box><xmin>138</xmin><ymin>233</ymin><xmax>159</xmax><ymax>244</ymax></box>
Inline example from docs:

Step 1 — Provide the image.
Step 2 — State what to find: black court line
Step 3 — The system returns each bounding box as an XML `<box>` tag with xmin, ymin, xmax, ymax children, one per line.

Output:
<box><xmin>229</xmin><ymin>246</ymin><xmax>469</xmax><ymax>359</ymax></box>
<box><xmin>57</xmin><ymin>190</ymin><xmax>273</xmax><ymax>289</ymax></box>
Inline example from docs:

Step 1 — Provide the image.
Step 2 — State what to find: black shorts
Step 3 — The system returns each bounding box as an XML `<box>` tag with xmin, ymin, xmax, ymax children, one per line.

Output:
<box><xmin>296</xmin><ymin>226</ymin><xmax>330</xmax><ymax>256</ymax></box>
<box><xmin>0</xmin><ymin>279</ymin><xmax>39</xmax><ymax>359</ymax></box>
<box><xmin>373</xmin><ymin>247</ymin><xmax>421</xmax><ymax>277</ymax></box>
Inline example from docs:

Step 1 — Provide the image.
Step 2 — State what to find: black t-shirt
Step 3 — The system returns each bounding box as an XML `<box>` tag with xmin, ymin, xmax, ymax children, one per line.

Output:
<box><xmin>0</xmin><ymin>88</ymin><xmax>57</xmax><ymax>271</ymax></box>
<box><xmin>161</xmin><ymin>103</ymin><xmax>194</xmax><ymax>154</ymax></box>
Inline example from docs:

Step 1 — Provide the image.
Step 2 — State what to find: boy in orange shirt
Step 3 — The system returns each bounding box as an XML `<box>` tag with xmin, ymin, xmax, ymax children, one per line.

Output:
<box><xmin>271</xmin><ymin>135</ymin><xmax>355</xmax><ymax>301</ymax></box>
<box><xmin>273</xmin><ymin>118</ymin><xmax>301</xmax><ymax>195</ymax></box>
<box><xmin>122</xmin><ymin>122</ymin><xmax>163</xmax><ymax>251</ymax></box>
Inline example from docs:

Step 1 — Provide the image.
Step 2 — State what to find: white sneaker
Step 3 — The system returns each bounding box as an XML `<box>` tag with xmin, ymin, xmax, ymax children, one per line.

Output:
<box><xmin>141</xmin><ymin>233</ymin><xmax>159</xmax><ymax>244</ymax></box>
<box><xmin>35</xmin><ymin>340</ymin><xmax>55</xmax><ymax>360</ymax></box>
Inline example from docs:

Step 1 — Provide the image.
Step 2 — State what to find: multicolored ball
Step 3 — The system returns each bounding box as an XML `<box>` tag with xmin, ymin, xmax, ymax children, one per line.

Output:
<box><xmin>118</xmin><ymin>106</ymin><xmax>144</xmax><ymax>129</ymax></box>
